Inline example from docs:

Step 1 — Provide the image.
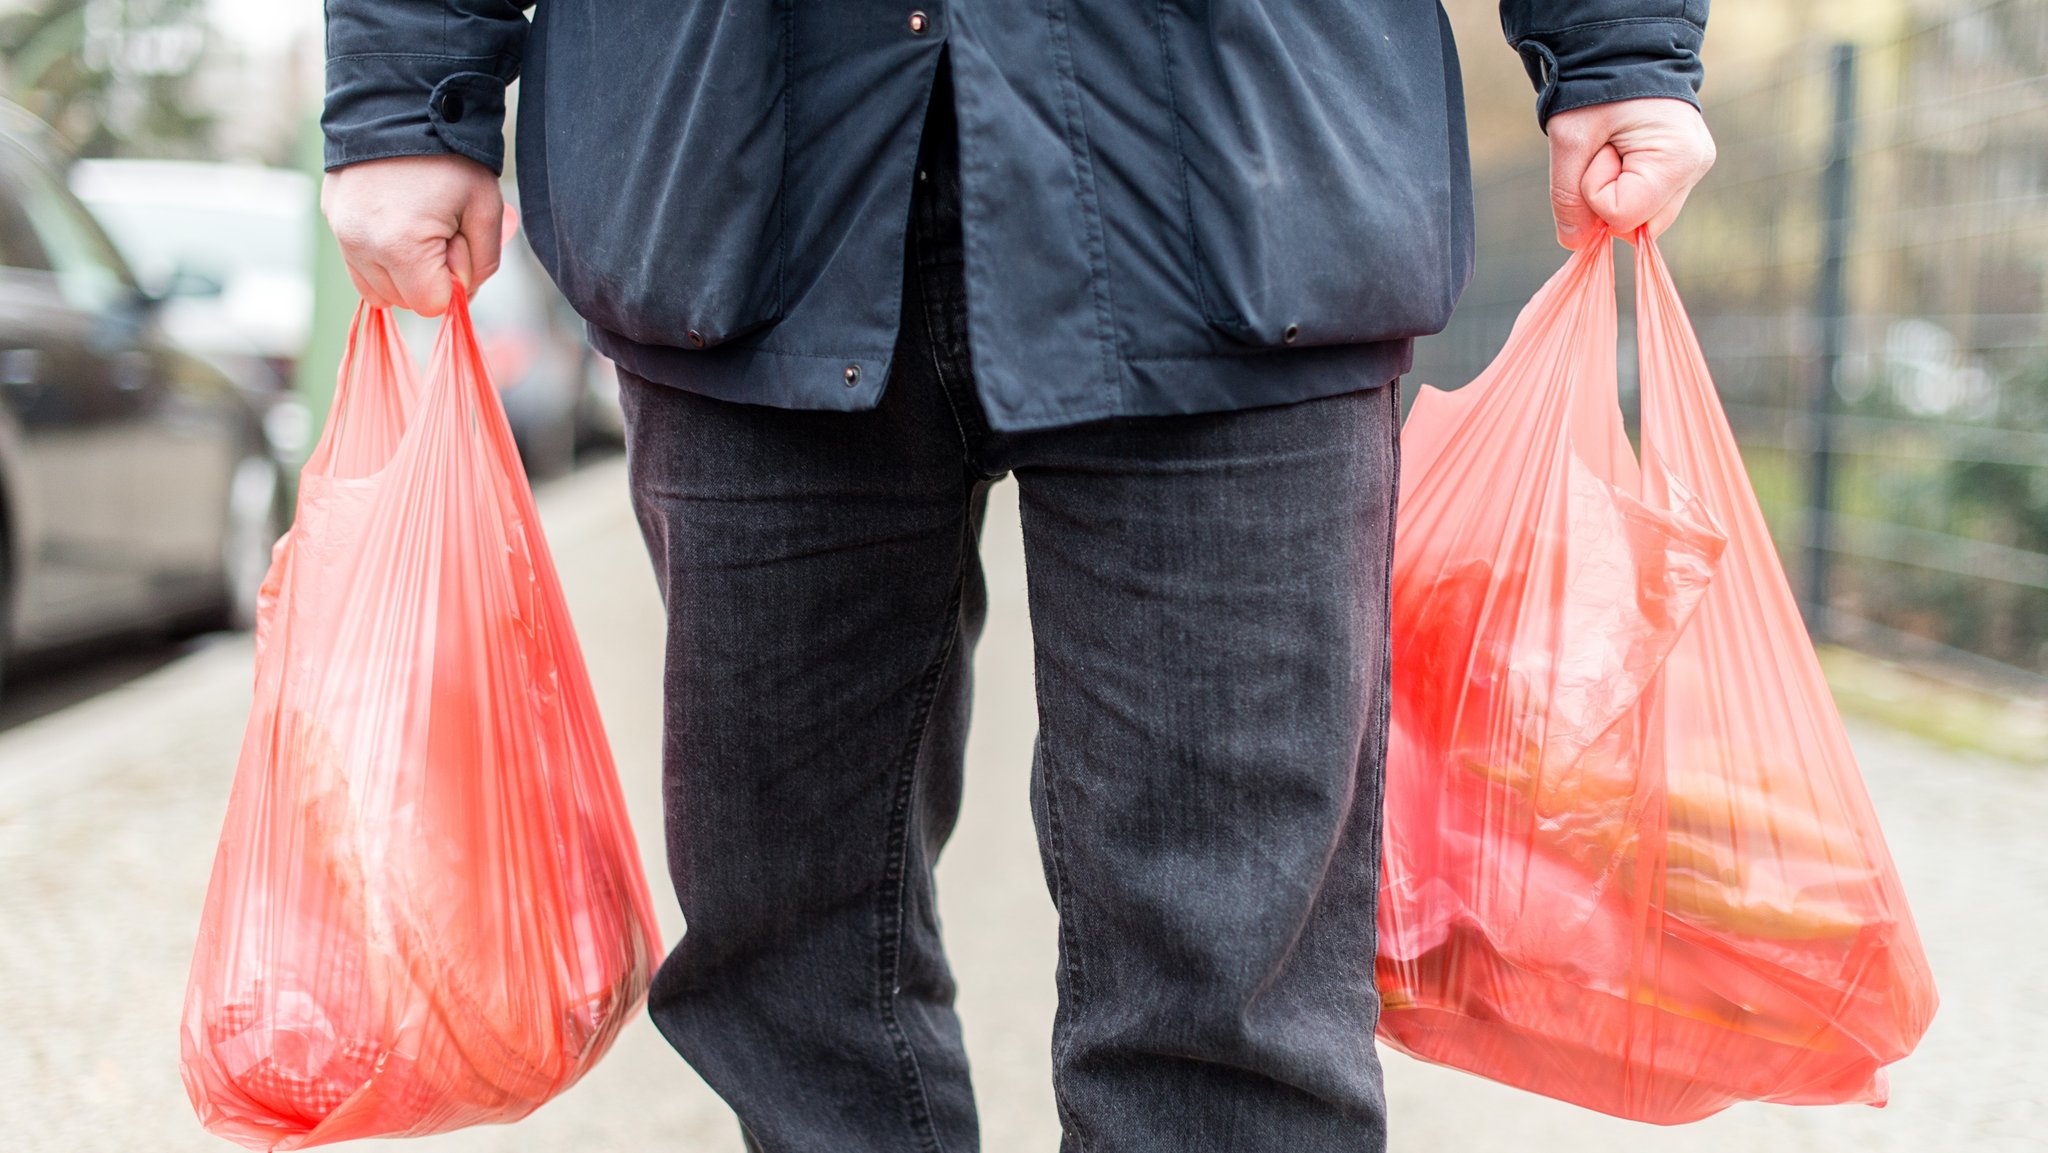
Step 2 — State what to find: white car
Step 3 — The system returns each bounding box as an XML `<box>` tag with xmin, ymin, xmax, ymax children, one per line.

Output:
<box><xmin>68</xmin><ymin>160</ymin><xmax>313</xmax><ymax>394</ymax></box>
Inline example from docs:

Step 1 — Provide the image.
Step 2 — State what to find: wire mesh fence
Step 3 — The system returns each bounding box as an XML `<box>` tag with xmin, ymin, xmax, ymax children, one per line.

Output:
<box><xmin>1414</xmin><ymin>0</ymin><xmax>2048</xmax><ymax>692</ymax></box>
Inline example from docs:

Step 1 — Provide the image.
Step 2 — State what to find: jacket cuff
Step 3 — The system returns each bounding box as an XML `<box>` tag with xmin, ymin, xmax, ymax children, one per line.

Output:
<box><xmin>324</xmin><ymin>54</ymin><xmax>513</xmax><ymax>173</ymax></box>
<box><xmin>1509</xmin><ymin>18</ymin><xmax>1705</xmax><ymax>129</ymax></box>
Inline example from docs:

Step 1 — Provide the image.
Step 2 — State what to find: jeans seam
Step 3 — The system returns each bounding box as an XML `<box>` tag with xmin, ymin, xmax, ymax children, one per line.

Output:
<box><xmin>1036</xmin><ymin>735</ymin><xmax>1092</xmax><ymax>1153</ymax></box>
<box><xmin>915</xmin><ymin>236</ymin><xmax>990</xmax><ymax>477</ymax></box>
<box><xmin>920</xmin><ymin>267</ymin><xmax>976</xmax><ymax>455</ymax></box>
<box><xmin>874</xmin><ymin>544</ymin><xmax>970</xmax><ymax>1153</ymax></box>
<box><xmin>1363</xmin><ymin>381</ymin><xmax>1400</xmax><ymax>965</ymax></box>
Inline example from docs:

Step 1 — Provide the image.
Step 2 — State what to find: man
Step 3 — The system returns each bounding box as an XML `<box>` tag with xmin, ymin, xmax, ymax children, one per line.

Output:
<box><xmin>320</xmin><ymin>2</ymin><xmax>1713</xmax><ymax>1149</ymax></box>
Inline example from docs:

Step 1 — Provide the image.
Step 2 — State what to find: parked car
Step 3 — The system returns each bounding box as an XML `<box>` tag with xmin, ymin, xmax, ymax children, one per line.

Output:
<box><xmin>0</xmin><ymin>106</ymin><xmax>285</xmax><ymax>696</ymax></box>
<box><xmin>72</xmin><ymin>159</ymin><xmax>611</xmax><ymax>481</ymax></box>
<box><xmin>68</xmin><ymin>159</ymin><xmax>314</xmax><ymax>467</ymax></box>
<box><xmin>69</xmin><ymin>160</ymin><xmax>311</xmax><ymax>390</ymax></box>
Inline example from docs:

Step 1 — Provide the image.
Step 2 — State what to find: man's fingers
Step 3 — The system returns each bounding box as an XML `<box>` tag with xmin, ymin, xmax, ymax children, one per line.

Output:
<box><xmin>1547</xmin><ymin>99</ymin><xmax>1715</xmax><ymax>245</ymax></box>
<box><xmin>446</xmin><ymin>232</ymin><xmax>474</xmax><ymax>299</ymax></box>
<box><xmin>388</xmin><ymin>244</ymin><xmax>455</xmax><ymax>317</ymax></box>
<box><xmin>458</xmin><ymin>188</ymin><xmax>504</xmax><ymax>292</ymax></box>
<box><xmin>347</xmin><ymin>260</ymin><xmax>406</xmax><ymax>312</ymax></box>
<box><xmin>332</xmin><ymin>223</ymin><xmax>450</xmax><ymax>313</ymax></box>
<box><xmin>1548</xmin><ymin>123</ymin><xmax>1603</xmax><ymax>250</ymax></box>
<box><xmin>1586</xmin><ymin>151</ymin><xmax>1693</xmax><ymax>237</ymax></box>
<box><xmin>1565</xmin><ymin>144</ymin><xmax>1625</xmax><ymax>246</ymax></box>
<box><xmin>343</xmin><ymin>263</ymin><xmax>389</xmax><ymax>309</ymax></box>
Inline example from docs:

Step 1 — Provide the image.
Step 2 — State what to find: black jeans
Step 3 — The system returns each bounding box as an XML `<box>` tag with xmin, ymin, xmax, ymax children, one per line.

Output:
<box><xmin>620</xmin><ymin>66</ymin><xmax>1399</xmax><ymax>1153</ymax></box>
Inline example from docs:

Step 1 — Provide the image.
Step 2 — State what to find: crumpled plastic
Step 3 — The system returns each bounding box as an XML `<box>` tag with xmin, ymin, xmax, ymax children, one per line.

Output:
<box><xmin>182</xmin><ymin>292</ymin><xmax>661</xmax><ymax>1149</ymax></box>
<box><xmin>1376</xmin><ymin>233</ymin><xmax>1937</xmax><ymax>1124</ymax></box>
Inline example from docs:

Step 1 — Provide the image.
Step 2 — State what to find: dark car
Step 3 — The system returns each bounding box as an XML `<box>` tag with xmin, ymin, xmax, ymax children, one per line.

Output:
<box><xmin>0</xmin><ymin>106</ymin><xmax>283</xmax><ymax>696</ymax></box>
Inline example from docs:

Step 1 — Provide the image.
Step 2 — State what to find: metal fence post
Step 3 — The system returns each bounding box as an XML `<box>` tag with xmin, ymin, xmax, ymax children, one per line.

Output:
<box><xmin>1806</xmin><ymin>42</ymin><xmax>1857</xmax><ymax>637</ymax></box>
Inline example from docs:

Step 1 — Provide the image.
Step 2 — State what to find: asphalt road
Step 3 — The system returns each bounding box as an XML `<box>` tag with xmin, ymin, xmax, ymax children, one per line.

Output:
<box><xmin>0</xmin><ymin>458</ymin><xmax>2035</xmax><ymax>1152</ymax></box>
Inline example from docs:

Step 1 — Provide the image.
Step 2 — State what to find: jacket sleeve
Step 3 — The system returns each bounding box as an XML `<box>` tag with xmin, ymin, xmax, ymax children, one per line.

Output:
<box><xmin>1498</xmin><ymin>0</ymin><xmax>1708</xmax><ymax>129</ymax></box>
<box><xmin>322</xmin><ymin>0</ymin><xmax>533</xmax><ymax>174</ymax></box>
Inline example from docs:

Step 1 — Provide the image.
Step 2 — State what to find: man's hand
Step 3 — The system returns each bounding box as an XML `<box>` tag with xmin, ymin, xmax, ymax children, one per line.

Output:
<box><xmin>321</xmin><ymin>154</ymin><xmax>504</xmax><ymax>316</ymax></box>
<box><xmin>1547</xmin><ymin>97</ymin><xmax>1716</xmax><ymax>250</ymax></box>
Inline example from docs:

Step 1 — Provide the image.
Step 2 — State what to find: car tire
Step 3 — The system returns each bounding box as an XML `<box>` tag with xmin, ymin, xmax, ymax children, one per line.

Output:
<box><xmin>0</xmin><ymin>523</ymin><xmax>14</xmax><ymax>709</ymax></box>
<box><xmin>0</xmin><ymin>556</ymin><xmax>10</xmax><ymax>708</ymax></box>
<box><xmin>214</xmin><ymin>454</ymin><xmax>283</xmax><ymax>632</ymax></box>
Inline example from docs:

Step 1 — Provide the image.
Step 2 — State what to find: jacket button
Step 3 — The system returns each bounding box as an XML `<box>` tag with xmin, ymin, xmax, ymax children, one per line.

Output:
<box><xmin>1283</xmin><ymin>323</ymin><xmax>1301</xmax><ymax>344</ymax></box>
<box><xmin>438</xmin><ymin>91</ymin><xmax>465</xmax><ymax>124</ymax></box>
<box><xmin>844</xmin><ymin>364</ymin><xmax>862</xmax><ymax>387</ymax></box>
<box><xmin>908</xmin><ymin>9</ymin><xmax>929</xmax><ymax>34</ymax></box>
<box><xmin>687</xmin><ymin>329</ymin><xmax>706</xmax><ymax>348</ymax></box>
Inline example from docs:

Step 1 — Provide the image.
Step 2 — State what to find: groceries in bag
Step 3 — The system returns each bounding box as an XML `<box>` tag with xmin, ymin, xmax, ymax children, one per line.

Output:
<box><xmin>182</xmin><ymin>294</ymin><xmax>661</xmax><ymax>1149</ymax></box>
<box><xmin>1377</xmin><ymin>233</ymin><xmax>1936</xmax><ymax>1124</ymax></box>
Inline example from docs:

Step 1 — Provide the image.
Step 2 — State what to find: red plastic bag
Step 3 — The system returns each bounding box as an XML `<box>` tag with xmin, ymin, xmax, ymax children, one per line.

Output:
<box><xmin>182</xmin><ymin>292</ymin><xmax>662</xmax><ymax>1149</ymax></box>
<box><xmin>1377</xmin><ymin>234</ymin><xmax>1936</xmax><ymax>1124</ymax></box>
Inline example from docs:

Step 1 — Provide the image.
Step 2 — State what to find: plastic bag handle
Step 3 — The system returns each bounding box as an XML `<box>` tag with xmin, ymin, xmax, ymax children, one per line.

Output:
<box><xmin>417</xmin><ymin>277</ymin><xmax>530</xmax><ymax>485</ymax></box>
<box><xmin>312</xmin><ymin>301</ymin><xmax>374</xmax><ymax>453</ymax></box>
<box><xmin>331</xmin><ymin>303</ymin><xmax>411</xmax><ymax>422</ymax></box>
<box><xmin>305</xmin><ymin>302</ymin><xmax>420</xmax><ymax>480</ymax></box>
<box><xmin>1634</xmin><ymin>230</ymin><xmax>1732</xmax><ymax>501</ymax></box>
<box><xmin>423</xmin><ymin>277</ymin><xmax>628</xmax><ymax>748</ymax></box>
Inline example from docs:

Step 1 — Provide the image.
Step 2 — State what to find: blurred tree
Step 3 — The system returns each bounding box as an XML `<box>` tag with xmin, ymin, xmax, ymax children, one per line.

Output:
<box><xmin>0</xmin><ymin>0</ymin><xmax>212</xmax><ymax>156</ymax></box>
<box><xmin>1942</xmin><ymin>366</ymin><xmax>2048</xmax><ymax>669</ymax></box>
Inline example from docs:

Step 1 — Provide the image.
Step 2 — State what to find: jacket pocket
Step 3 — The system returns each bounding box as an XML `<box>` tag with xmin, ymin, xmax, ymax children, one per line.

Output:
<box><xmin>520</xmin><ymin>0</ymin><xmax>787</xmax><ymax>351</ymax></box>
<box><xmin>1158</xmin><ymin>0</ymin><xmax>1471</xmax><ymax>349</ymax></box>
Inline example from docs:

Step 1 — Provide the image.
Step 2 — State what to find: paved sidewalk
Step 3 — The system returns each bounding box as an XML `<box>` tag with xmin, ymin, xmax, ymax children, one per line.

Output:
<box><xmin>0</xmin><ymin>458</ymin><xmax>2036</xmax><ymax>1151</ymax></box>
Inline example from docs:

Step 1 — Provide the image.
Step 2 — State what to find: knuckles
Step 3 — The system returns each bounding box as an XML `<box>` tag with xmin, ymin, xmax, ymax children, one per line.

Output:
<box><xmin>1693</xmin><ymin>135</ymin><xmax>1720</xmax><ymax>174</ymax></box>
<box><xmin>1548</xmin><ymin>171</ymin><xmax>1591</xmax><ymax>208</ymax></box>
<box><xmin>1547</xmin><ymin>117</ymin><xmax>1599</xmax><ymax>154</ymax></box>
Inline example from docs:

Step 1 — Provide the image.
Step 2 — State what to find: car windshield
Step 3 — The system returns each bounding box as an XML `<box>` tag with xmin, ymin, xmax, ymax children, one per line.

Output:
<box><xmin>82</xmin><ymin>200</ymin><xmax>306</xmax><ymax>286</ymax></box>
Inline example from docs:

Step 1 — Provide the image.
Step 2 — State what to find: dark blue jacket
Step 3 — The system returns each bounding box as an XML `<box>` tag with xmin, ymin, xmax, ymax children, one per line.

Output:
<box><xmin>325</xmin><ymin>2</ymin><xmax>1706</xmax><ymax>431</ymax></box>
